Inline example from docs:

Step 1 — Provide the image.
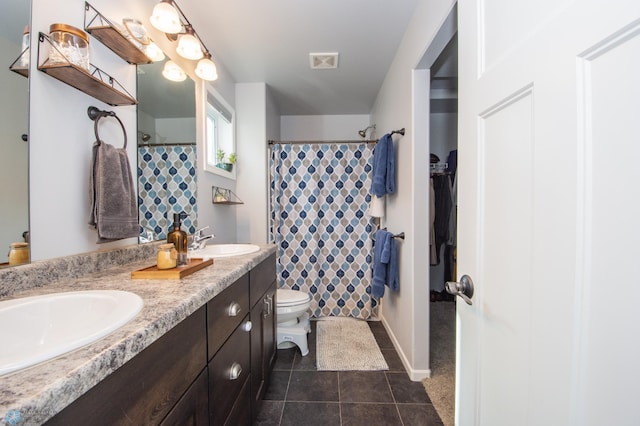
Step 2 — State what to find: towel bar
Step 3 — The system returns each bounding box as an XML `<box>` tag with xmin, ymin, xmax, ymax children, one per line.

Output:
<box><xmin>87</xmin><ymin>106</ymin><xmax>127</xmax><ymax>148</ymax></box>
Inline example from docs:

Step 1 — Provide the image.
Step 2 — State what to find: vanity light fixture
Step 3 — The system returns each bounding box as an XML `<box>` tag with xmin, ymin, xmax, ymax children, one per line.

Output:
<box><xmin>162</xmin><ymin>60</ymin><xmax>187</xmax><ymax>82</ymax></box>
<box><xmin>176</xmin><ymin>25</ymin><xmax>203</xmax><ymax>60</ymax></box>
<box><xmin>145</xmin><ymin>42</ymin><xmax>165</xmax><ymax>62</ymax></box>
<box><xmin>149</xmin><ymin>0</ymin><xmax>182</xmax><ymax>34</ymax></box>
<box><xmin>149</xmin><ymin>0</ymin><xmax>218</xmax><ymax>81</ymax></box>
<box><xmin>195</xmin><ymin>52</ymin><xmax>218</xmax><ymax>81</ymax></box>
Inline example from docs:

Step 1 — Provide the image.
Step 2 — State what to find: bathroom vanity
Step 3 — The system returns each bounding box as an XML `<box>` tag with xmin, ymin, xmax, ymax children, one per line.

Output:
<box><xmin>0</xmin><ymin>244</ymin><xmax>276</xmax><ymax>425</ymax></box>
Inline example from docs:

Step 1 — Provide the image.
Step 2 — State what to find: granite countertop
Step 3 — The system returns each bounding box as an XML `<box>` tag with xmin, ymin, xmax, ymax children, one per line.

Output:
<box><xmin>0</xmin><ymin>244</ymin><xmax>276</xmax><ymax>425</ymax></box>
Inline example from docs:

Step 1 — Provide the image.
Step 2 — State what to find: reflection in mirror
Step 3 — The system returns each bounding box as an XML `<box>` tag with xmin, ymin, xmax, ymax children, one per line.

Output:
<box><xmin>0</xmin><ymin>0</ymin><xmax>30</xmax><ymax>267</ymax></box>
<box><xmin>137</xmin><ymin>58</ymin><xmax>197</xmax><ymax>243</ymax></box>
<box><xmin>204</xmin><ymin>85</ymin><xmax>236</xmax><ymax>180</ymax></box>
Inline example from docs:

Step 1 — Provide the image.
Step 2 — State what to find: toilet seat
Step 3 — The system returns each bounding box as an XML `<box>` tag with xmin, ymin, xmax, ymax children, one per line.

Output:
<box><xmin>277</xmin><ymin>289</ymin><xmax>310</xmax><ymax>307</ymax></box>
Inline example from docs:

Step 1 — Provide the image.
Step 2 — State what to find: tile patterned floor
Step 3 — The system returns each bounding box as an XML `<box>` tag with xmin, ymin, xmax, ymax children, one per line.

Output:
<box><xmin>254</xmin><ymin>321</ymin><xmax>444</xmax><ymax>426</ymax></box>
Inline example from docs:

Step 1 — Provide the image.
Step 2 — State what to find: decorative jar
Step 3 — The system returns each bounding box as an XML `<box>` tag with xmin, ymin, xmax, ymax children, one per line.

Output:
<box><xmin>157</xmin><ymin>243</ymin><xmax>178</xmax><ymax>269</ymax></box>
<box><xmin>8</xmin><ymin>242</ymin><xmax>29</xmax><ymax>266</ymax></box>
<box><xmin>48</xmin><ymin>23</ymin><xmax>90</xmax><ymax>70</ymax></box>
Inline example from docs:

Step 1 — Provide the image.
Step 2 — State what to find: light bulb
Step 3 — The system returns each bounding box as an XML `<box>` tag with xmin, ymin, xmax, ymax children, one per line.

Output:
<box><xmin>162</xmin><ymin>60</ymin><xmax>186</xmax><ymax>82</ymax></box>
<box><xmin>176</xmin><ymin>26</ymin><xmax>203</xmax><ymax>60</ymax></box>
<box><xmin>149</xmin><ymin>1</ymin><xmax>182</xmax><ymax>34</ymax></box>
<box><xmin>145</xmin><ymin>42</ymin><xmax>165</xmax><ymax>62</ymax></box>
<box><xmin>195</xmin><ymin>55</ymin><xmax>218</xmax><ymax>81</ymax></box>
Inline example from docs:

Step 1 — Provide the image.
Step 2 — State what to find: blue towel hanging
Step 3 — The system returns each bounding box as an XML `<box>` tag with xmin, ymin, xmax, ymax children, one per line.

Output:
<box><xmin>371</xmin><ymin>229</ymin><xmax>399</xmax><ymax>298</ymax></box>
<box><xmin>370</xmin><ymin>134</ymin><xmax>395</xmax><ymax>197</ymax></box>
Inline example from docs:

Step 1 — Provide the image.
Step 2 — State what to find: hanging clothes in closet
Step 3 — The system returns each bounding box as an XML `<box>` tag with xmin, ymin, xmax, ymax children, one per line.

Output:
<box><xmin>429</xmin><ymin>150</ymin><xmax>457</xmax><ymax>295</ymax></box>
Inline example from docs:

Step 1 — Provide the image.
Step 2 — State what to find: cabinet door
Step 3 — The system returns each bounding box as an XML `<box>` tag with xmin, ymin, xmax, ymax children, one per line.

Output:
<box><xmin>250</xmin><ymin>281</ymin><xmax>277</xmax><ymax>420</ymax></box>
<box><xmin>46</xmin><ymin>307</ymin><xmax>207</xmax><ymax>425</ymax></box>
<box><xmin>224</xmin><ymin>377</ymin><xmax>251</xmax><ymax>426</ymax></box>
<box><xmin>160</xmin><ymin>368</ymin><xmax>208</xmax><ymax>426</ymax></box>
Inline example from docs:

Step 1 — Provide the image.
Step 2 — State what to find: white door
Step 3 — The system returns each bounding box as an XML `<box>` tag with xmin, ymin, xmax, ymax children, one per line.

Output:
<box><xmin>456</xmin><ymin>0</ymin><xmax>640</xmax><ymax>424</ymax></box>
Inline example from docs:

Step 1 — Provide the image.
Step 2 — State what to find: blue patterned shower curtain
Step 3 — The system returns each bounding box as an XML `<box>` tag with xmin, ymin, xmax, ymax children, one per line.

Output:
<box><xmin>269</xmin><ymin>143</ymin><xmax>376</xmax><ymax>319</ymax></box>
<box><xmin>138</xmin><ymin>145</ymin><xmax>197</xmax><ymax>239</ymax></box>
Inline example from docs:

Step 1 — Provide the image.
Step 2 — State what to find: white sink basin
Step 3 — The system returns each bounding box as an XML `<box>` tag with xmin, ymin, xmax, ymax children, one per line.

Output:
<box><xmin>193</xmin><ymin>243</ymin><xmax>260</xmax><ymax>259</ymax></box>
<box><xmin>0</xmin><ymin>290</ymin><xmax>143</xmax><ymax>376</ymax></box>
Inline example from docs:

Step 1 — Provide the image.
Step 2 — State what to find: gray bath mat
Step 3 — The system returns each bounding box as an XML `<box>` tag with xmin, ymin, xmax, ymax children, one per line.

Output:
<box><xmin>316</xmin><ymin>318</ymin><xmax>389</xmax><ymax>371</ymax></box>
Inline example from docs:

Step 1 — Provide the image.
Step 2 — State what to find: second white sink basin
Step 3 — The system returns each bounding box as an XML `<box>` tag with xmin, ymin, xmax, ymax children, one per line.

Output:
<box><xmin>0</xmin><ymin>290</ymin><xmax>143</xmax><ymax>376</ymax></box>
<box><xmin>193</xmin><ymin>243</ymin><xmax>260</xmax><ymax>259</ymax></box>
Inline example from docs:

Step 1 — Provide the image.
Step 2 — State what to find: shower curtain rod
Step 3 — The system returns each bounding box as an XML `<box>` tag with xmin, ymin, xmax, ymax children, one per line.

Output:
<box><xmin>268</xmin><ymin>128</ymin><xmax>404</xmax><ymax>146</ymax></box>
<box><xmin>268</xmin><ymin>139</ymin><xmax>377</xmax><ymax>145</ymax></box>
<box><xmin>138</xmin><ymin>142</ymin><xmax>196</xmax><ymax>147</ymax></box>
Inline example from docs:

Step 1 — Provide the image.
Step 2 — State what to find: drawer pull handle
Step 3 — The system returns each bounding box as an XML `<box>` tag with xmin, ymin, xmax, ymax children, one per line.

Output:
<box><xmin>229</xmin><ymin>362</ymin><xmax>242</xmax><ymax>380</ymax></box>
<box><xmin>228</xmin><ymin>302</ymin><xmax>241</xmax><ymax>317</ymax></box>
<box><xmin>242</xmin><ymin>321</ymin><xmax>253</xmax><ymax>332</ymax></box>
<box><xmin>262</xmin><ymin>297</ymin><xmax>270</xmax><ymax>318</ymax></box>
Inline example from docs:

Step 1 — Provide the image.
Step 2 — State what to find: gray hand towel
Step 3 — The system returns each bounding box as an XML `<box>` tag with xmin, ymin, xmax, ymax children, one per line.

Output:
<box><xmin>89</xmin><ymin>140</ymin><xmax>138</xmax><ymax>243</ymax></box>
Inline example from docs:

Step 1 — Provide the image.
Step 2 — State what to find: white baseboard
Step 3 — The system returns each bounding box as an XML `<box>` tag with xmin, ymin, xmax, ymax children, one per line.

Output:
<box><xmin>380</xmin><ymin>316</ymin><xmax>431</xmax><ymax>381</ymax></box>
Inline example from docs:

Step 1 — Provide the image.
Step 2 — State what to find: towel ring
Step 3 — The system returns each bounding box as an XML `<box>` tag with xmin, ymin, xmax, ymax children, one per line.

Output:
<box><xmin>87</xmin><ymin>106</ymin><xmax>127</xmax><ymax>149</ymax></box>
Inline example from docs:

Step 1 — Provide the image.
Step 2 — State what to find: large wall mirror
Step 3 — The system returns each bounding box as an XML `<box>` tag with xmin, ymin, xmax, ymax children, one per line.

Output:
<box><xmin>0</xmin><ymin>0</ymin><xmax>30</xmax><ymax>267</ymax></box>
<box><xmin>137</xmin><ymin>58</ymin><xmax>197</xmax><ymax>243</ymax></box>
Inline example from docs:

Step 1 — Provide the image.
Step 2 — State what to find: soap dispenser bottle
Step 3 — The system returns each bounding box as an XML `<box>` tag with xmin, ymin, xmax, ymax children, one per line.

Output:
<box><xmin>167</xmin><ymin>213</ymin><xmax>188</xmax><ymax>266</ymax></box>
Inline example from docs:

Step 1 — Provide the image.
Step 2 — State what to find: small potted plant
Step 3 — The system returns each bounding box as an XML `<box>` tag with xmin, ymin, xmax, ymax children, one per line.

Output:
<box><xmin>216</xmin><ymin>149</ymin><xmax>235</xmax><ymax>172</ymax></box>
<box><xmin>216</xmin><ymin>149</ymin><xmax>225</xmax><ymax>167</ymax></box>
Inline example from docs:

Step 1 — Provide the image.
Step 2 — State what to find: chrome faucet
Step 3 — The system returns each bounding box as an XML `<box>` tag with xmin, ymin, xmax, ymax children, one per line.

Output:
<box><xmin>189</xmin><ymin>226</ymin><xmax>215</xmax><ymax>250</ymax></box>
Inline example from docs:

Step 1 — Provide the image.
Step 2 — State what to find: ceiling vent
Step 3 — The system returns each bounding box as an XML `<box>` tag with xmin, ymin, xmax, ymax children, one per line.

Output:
<box><xmin>309</xmin><ymin>52</ymin><xmax>339</xmax><ymax>69</ymax></box>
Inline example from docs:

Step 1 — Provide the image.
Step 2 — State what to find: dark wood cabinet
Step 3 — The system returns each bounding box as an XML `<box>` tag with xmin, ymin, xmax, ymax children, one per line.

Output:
<box><xmin>44</xmin><ymin>255</ymin><xmax>276</xmax><ymax>426</ymax></box>
<box><xmin>249</xmin><ymin>253</ymin><xmax>277</xmax><ymax>421</ymax></box>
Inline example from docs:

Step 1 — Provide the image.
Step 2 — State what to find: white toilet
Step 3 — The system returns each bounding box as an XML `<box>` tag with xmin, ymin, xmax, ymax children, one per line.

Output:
<box><xmin>276</xmin><ymin>289</ymin><xmax>311</xmax><ymax>356</ymax></box>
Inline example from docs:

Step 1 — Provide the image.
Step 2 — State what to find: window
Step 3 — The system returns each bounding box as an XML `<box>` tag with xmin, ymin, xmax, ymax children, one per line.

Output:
<box><xmin>204</xmin><ymin>85</ymin><xmax>235</xmax><ymax>179</ymax></box>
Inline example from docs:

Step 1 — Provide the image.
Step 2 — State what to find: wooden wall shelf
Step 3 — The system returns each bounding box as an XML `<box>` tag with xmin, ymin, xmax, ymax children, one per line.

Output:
<box><xmin>37</xmin><ymin>32</ymin><xmax>137</xmax><ymax>106</ymax></box>
<box><xmin>84</xmin><ymin>3</ymin><xmax>153</xmax><ymax>65</ymax></box>
<box><xmin>212</xmin><ymin>187</ymin><xmax>244</xmax><ymax>205</ymax></box>
<box><xmin>9</xmin><ymin>48</ymin><xmax>29</xmax><ymax>78</ymax></box>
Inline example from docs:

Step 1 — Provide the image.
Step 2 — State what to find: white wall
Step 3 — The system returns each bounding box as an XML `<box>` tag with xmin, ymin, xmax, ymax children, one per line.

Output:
<box><xmin>30</xmin><ymin>0</ymin><xmax>140</xmax><ymax>260</ymax></box>
<box><xmin>155</xmin><ymin>117</ymin><xmax>196</xmax><ymax>144</ymax></box>
<box><xmin>235</xmin><ymin>82</ymin><xmax>279</xmax><ymax>244</ymax></box>
<box><xmin>370</xmin><ymin>0</ymin><xmax>457</xmax><ymax>380</ymax></box>
<box><xmin>281</xmin><ymin>115</ymin><xmax>370</xmax><ymax>141</ymax></box>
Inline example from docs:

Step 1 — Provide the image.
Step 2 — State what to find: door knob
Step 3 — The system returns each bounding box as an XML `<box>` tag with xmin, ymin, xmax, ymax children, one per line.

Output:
<box><xmin>445</xmin><ymin>275</ymin><xmax>474</xmax><ymax>305</ymax></box>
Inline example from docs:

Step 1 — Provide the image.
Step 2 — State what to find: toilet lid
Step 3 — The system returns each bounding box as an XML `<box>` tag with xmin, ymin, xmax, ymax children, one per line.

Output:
<box><xmin>277</xmin><ymin>289</ymin><xmax>310</xmax><ymax>307</ymax></box>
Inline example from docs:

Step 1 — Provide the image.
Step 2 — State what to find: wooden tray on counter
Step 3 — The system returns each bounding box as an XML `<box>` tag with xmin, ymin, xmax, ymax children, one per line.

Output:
<box><xmin>131</xmin><ymin>258</ymin><xmax>213</xmax><ymax>280</ymax></box>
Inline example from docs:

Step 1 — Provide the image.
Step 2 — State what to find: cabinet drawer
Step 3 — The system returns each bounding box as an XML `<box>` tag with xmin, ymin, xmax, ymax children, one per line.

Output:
<box><xmin>209</xmin><ymin>317</ymin><xmax>251</xmax><ymax>426</ymax></box>
<box><xmin>207</xmin><ymin>273</ymin><xmax>249</xmax><ymax>358</ymax></box>
<box><xmin>249</xmin><ymin>253</ymin><xmax>276</xmax><ymax>307</ymax></box>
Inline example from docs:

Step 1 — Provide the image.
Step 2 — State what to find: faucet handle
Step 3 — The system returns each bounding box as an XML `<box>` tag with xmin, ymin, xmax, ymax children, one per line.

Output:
<box><xmin>194</xmin><ymin>225</ymin><xmax>209</xmax><ymax>237</ymax></box>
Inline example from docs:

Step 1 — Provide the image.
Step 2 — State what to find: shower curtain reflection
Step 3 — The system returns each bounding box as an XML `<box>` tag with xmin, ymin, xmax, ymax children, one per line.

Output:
<box><xmin>269</xmin><ymin>142</ymin><xmax>376</xmax><ymax>319</ymax></box>
<box><xmin>138</xmin><ymin>145</ymin><xmax>197</xmax><ymax>240</ymax></box>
